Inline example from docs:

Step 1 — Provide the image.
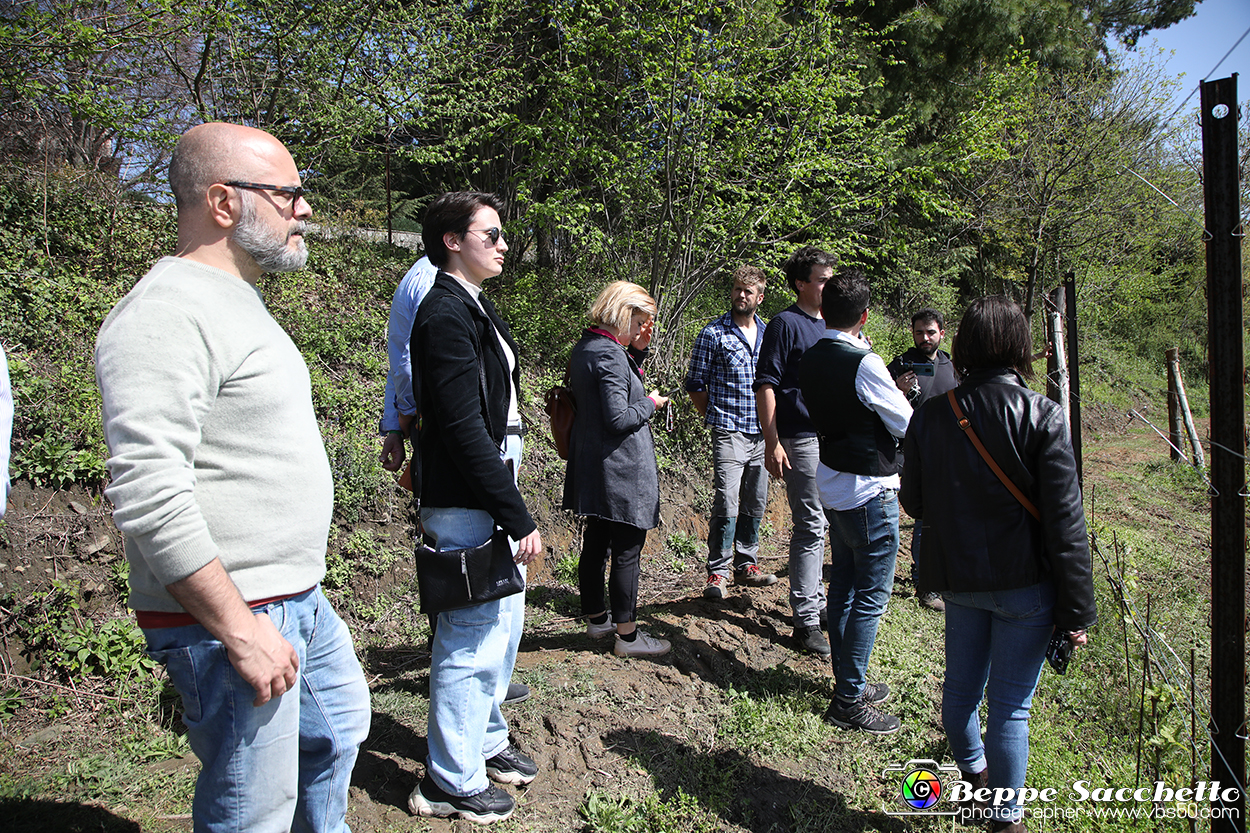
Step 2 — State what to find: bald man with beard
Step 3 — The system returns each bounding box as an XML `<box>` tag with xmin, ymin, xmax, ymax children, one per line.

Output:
<box><xmin>95</xmin><ymin>123</ymin><xmax>370</xmax><ymax>833</ymax></box>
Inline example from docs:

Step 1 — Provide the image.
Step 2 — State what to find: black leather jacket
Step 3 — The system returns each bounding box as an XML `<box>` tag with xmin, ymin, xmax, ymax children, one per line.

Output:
<box><xmin>899</xmin><ymin>369</ymin><xmax>1097</xmax><ymax>632</ymax></box>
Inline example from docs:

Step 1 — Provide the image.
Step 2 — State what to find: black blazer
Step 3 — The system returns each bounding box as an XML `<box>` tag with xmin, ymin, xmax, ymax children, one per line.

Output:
<box><xmin>899</xmin><ymin>369</ymin><xmax>1096</xmax><ymax>632</ymax></box>
<box><xmin>412</xmin><ymin>272</ymin><xmax>536</xmax><ymax>540</ymax></box>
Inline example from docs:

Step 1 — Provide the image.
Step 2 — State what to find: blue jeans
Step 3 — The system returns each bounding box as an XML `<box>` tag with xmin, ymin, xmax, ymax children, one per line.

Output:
<box><xmin>824</xmin><ymin>488</ymin><xmax>899</xmax><ymax>701</ymax></box>
<box><xmin>942</xmin><ymin>582</ymin><xmax>1056</xmax><ymax>824</ymax></box>
<box><xmin>420</xmin><ymin>433</ymin><xmax>526</xmax><ymax>798</ymax></box>
<box><xmin>779</xmin><ymin>437</ymin><xmax>827</xmax><ymax>628</ymax></box>
<box><xmin>707</xmin><ymin>429</ymin><xmax>769</xmax><ymax>576</ymax></box>
<box><xmin>144</xmin><ymin>587</ymin><xmax>371</xmax><ymax>833</ymax></box>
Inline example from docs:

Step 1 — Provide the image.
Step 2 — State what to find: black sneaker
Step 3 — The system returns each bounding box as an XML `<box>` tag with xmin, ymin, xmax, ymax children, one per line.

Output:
<box><xmin>485</xmin><ymin>743</ymin><xmax>538</xmax><ymax>786</ymax></box>
<box><xmin>503</xmin><ymin>682</ymin><xmax>531</xmax><ymax>705</ymax></box>
<box><xmin>793</xmin><ymin>625</ymin><xmax>831</xmax><ymax>656</ymax></box>
<box><xmin>822</xmin><ymin>697</ymin><xmax>902</xmax><ymax>735</ymax></box>
<box><xmin>861</xmin><ymin>681</ymin><xmax>890</xmax><ymax>705</ymax></box>
<box><xmin>918</xmin><ymin>590</ymin><xmax>946</xmax><ymax>612</ymax></box>
<box><xmin>408</xmin><ymin>775</ymin><xmax>515</xmax><ymax>823</ymax></box>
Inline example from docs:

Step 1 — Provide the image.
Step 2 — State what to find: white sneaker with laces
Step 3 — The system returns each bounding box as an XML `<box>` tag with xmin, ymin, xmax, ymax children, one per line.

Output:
<box><xmin>613</xmin><ymin>629</ymin><xmax>672</xmax><ymax>658</ymax></box>
<box><xmin>586</xmin><ymin>619</ymin><xmax>615</xmax><ymax>640</ymax></box>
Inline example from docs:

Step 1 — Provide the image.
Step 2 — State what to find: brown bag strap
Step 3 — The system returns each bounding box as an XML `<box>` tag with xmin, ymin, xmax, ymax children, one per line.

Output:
<box><xmin>947</xmin><ymin>390</ymin><xmax>1041</xmax><ymax>521</ymax></box>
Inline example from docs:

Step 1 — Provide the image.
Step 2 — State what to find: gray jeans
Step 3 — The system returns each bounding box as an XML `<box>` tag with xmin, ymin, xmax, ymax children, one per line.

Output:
<box><xmin>706</xmin><ymin>428</ymin><xmax>769</xmax><ymax>577</ymax></box>
<box><xmin>780</xmin><ymin>436</ymin><xmax>828</xmax><ymax>629</ymax></box>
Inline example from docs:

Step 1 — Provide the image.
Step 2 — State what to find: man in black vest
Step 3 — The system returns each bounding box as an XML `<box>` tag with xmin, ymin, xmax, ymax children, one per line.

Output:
<box><xmin>887</xmin><ymin>309</ymin><xmax>958</xmax><ymax>612</ymax></box>
<box><xmin>799</xmin><ymin>268</ymin><xmax>911</xmax><ymax>735</ymax></box>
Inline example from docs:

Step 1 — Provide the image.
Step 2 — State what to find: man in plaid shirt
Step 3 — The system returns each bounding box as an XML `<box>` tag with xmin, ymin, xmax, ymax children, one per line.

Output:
<box><xmin>686</xmin><ymin>266</ymin><xmax>778</xmax><ymax>599</ymax></box>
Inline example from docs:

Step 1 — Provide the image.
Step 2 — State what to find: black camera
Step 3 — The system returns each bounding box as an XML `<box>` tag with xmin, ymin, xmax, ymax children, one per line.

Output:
<box><xmin>1046</xmin><ymin>631</ymin><xmax>1074</xmax><ymax>675</ymax></box>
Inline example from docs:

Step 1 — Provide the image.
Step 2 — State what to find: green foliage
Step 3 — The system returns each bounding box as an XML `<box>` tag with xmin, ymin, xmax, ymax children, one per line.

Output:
<box><xmin>0</xmin><ymin>688</ymin><xmax>23</xmax><ymax>721</ymax></box>
<box><xmin>718</xmin><ymin>685</ymin><xmax>829</xmax><ymax>758</ymax></box>
<box><xmin>340</xmin><ymin>530</ymin><xmax>402</xmax><ymax>578</ymax></box>
<box><xmin>664</xmin><ymin>533</ymin><xmax>700</xmax><ymax>566</ymax></box>
<box><xmin>581</xmin><ymin>788</ymin><xmax>721</xmax><ymax>833</ymax></box>
<box><xmin>9</xmin><ymin>435</ymin><xmax>107</xmax><ymax>491</ymax></box>
<box><xmin>322</xmin><ymin>549</ymin><xmax>352</xmax><ymax>592</ymax></box>
<box><xmin>0</xmin><ymin>171</ymin><xmax>176</xmax><ymax>489</ymax></box>
<box><xmin>552</xmin><ymin>549</ymin><xmax>581</xmax><ymax>587</ymax></box>
<box><xmin>5</xmin><ymin>579</ymin><xmax>156</xmax><ymax>680</ymax></box>
<box><xmin>582</xmin><ymin>792</ymin><xmax>647</xmax><ymax>833</ymax></box>
<box><xmin>322</xmin><ymin>427</ymin><xmax>386</xmax><ymax>525</ymax></box>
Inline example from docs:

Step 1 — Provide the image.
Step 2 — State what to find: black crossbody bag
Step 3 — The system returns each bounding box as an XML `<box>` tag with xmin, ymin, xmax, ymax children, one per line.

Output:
<box><xmin>412</xmin><ymin>308</ymin><xmax>525</xmax><ymax>615</ymax></box>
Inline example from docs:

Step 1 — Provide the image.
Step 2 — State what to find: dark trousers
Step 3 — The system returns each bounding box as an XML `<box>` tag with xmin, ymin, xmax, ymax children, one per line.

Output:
<box><xmin>578</xmin><ymin>517</ymin><xmax>646</xmax><ymax>623</ymax></box>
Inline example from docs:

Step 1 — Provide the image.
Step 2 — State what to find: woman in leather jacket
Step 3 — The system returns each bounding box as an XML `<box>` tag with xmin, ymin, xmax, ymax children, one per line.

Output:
<box><xmin>564</xmin><ymin>281</ymin><xmax>673</xmax><ymax>658</ymax></box>
<box><xmin>900</xmin><ymin>297</ymin><xmax>1096</xmax><ymax>833</ymax></box>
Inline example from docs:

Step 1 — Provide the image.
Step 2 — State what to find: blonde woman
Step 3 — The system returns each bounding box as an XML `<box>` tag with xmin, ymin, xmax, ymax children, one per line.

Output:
<box><xmin>563</xmin><ymin>281</ymin><xmax>672</xmax><ymax>657</ymax></box>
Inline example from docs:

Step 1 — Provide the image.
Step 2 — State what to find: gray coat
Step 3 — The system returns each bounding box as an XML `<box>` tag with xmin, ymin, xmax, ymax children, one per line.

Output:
<box><xmin>562</xmin><ymin>330</ymin><xmax>660</xmax><ymax>529</ymax></box>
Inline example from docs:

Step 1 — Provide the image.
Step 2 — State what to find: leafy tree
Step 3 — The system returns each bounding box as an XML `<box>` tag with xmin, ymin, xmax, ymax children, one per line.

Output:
<box><xmin>384</xmin><ymin>0</ymin><xmax>906</xmax><ymax>369</ymax></box>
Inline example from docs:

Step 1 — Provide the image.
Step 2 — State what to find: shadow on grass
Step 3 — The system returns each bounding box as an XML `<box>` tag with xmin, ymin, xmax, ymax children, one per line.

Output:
<box><xmin>0</xmin><ymin>799</ymin><xmax>143</xmax><ymax>832</ymax></box>
<box><xmin>604</xmin><ymin>728</ymin><xmax>908</xmax><ymax>832</ymax></box>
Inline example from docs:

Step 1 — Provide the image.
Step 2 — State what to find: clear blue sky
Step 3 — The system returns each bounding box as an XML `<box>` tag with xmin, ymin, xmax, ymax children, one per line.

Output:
<box><xmin>1114</xmin><ymin>0</ymin><xmax>1250</xmax><ymax>117</ymax></box>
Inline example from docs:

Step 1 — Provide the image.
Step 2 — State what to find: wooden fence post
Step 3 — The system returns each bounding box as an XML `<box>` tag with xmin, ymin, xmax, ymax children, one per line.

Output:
<box><xmin>1168</xmin><ymin>354</ymin><xmax>1205</xmax><ymax>469</ymax></box>
<box><xmin>1166</xmin><ymin>347</ymin><xmax>1183</xmax><ymax>463</ymax></box>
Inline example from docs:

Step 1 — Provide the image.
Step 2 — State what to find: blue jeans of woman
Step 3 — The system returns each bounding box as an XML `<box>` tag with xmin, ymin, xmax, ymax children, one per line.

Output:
<box><xmin>942</xmin><ymin>581</ymin><xmax>1056</xmax><ymax>824</ymax></box>
<box><xmin>420</xmin><ymin>433</ymin><xmax>526</xmax><ymax>798</ymax></box>
<box><xmin>144</xmin><ymin>587</ymin><xmax>371</xmax><ymax>833</ymax></box>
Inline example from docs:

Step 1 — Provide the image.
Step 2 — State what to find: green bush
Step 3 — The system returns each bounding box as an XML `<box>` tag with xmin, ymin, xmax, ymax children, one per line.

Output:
<box><xmin>0</xmin><ymin>173</ymin><xmax>177</xmax><ymax>489</ymax></box>
<box><xmin>6</xmin><ymin>579</ymin><xmax>155</xmax><ymax>680</ymax></box>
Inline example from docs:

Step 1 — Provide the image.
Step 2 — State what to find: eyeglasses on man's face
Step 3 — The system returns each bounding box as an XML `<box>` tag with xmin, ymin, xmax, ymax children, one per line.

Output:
<box><xmin>224</xmin><ymin>181</ymin><xmax>307</xmax><ymax>206</ymax></box>
<box><xmin>466</xmin><ymin>226</ymin><xmax>505</xmax><ymax>246</ymax></box>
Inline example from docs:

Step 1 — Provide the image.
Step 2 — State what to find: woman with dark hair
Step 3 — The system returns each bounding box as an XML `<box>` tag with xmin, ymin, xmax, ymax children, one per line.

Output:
<box><xmin>564</xmin><ymin>281</ymin><xmax>673</xmax><ymax>658</ymax></box>
<box><xmin>900</xmin><ymin>296</ymin><xmax>1096</xmax><ymax>833</ymax></box>
<box><xmin>407</xmin><ymin>191</ymin><xmax>541</xmax><ymax>824</ymax></box>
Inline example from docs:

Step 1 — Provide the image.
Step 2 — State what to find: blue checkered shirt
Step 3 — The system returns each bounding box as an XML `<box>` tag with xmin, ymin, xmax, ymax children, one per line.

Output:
<box><xmin>685</xmin><ymin>312</ymin><xmax>765</xmax><ymax>433</ymax></box>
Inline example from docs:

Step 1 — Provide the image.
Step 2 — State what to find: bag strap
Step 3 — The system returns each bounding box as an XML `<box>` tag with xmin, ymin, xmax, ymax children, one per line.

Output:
<box><xmin>946</xmin><ymin>390</ymin><xmax>1041</xmax><ymax>521</ymax></box>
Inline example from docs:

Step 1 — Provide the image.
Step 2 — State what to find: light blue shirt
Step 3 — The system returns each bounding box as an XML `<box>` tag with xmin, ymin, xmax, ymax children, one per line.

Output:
<box><xmin>815</xmin><ymin>329</ymin><xmax>912</xmax><ymax>512</ymax></box>
<box><xmin>0</xmin><ymin>343</ymin><xmax>10</xmax><ymax>518</ymax></box>
<box><xmin>380</xmin><ymin>256</ymin><xmax>438</xmax><ymax>434</ymax></box>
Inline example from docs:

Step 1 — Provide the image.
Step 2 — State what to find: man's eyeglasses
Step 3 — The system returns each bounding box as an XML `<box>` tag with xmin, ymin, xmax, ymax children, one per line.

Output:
<box><xmin>467</xmin><ymin>227</ymin><xmax>505</xmax><ymax>246</ymax></box>
<box><xmin>224</xmin><ymin>181</ymin><xmax>307</xmax><ymax>205</ymax></box>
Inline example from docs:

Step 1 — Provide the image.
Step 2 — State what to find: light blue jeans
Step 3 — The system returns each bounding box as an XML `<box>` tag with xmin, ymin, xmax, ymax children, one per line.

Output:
<box><xmin>144</xmin><ymin>586</ymin><xmax>371</xmax><ymax>833</ymax></box>
<box><xmin>942</xmin><ymin>581</ymin><xmax>1056</xmax><ymax>824</ymax></box>
<box><xmin>779</xmin><ymin>436</ymin><xmax>827</xmax><ymax>628</ymax></box>
<box><xmin>420</xmin><ymin>433</ymin><xmax>526</xmax><ymax>798</ymax></box>
<box><xmin>824</xmin><ymin>488</ymin><xmax>899</xmax><ymax>701</ymax></box>
<box><xmin>707</xmin><ymin>428</ymin><xmax>769</xmax><ymax>577</ymax></box>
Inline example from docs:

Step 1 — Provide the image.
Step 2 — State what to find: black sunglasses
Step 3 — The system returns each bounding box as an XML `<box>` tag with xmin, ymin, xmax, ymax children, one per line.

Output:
<box><xmin>466</xmin><ymin>226</ymin><xmax>504</xmax><ymax>245</ymax></box>
<box><xmin>224</xmin><ymin>181</ymin><xmax>307</xmax><ymax>203</ymax></box>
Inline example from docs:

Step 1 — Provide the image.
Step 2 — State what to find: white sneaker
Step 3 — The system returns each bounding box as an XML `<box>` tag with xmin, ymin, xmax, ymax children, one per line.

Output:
<box><xmin>586</xmin><ymin>619</ymin><xmax>615</xmax><ymax>640</ymax></box>
<box><xmin>613</xmin><ymin>629</ymin><xmax>672</xmax><ymax>658</ymax></box>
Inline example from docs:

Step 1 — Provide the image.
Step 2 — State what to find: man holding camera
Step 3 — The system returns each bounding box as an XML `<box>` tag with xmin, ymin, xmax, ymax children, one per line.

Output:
<box><xmin>887</xmin><ymin>308</ymin><xmax>957</xmax><ymax>612</ymax></box>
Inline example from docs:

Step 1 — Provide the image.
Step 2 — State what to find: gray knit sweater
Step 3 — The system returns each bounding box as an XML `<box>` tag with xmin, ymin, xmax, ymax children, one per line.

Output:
<box><xmin>96</xmin><ymin>257</ymin><xmax>332</xmax><ymax>613</ymax></box>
